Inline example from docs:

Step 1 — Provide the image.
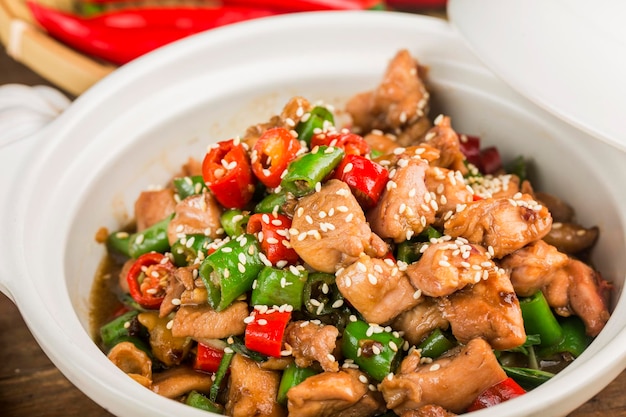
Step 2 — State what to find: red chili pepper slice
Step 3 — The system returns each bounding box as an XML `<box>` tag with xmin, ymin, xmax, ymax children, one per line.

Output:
<box><xmin>251</xmin><ymin>127</ymin><xmax>302</xmax><ymax>188</ymax></box>
<box><xmin>479</xmin><ymin>146</ymin><xmax>503</xmax><ymax>175</ymax></box>
<box><xmin>333</xmin><ymin>154</ymin><xmax>389</xmax><ymax>208</ymax></box>
<box><xmin>311</xmin><ymin>130</ymin><xmax>371</xmax><ymax>157</ymax></box>
<box><xmin>194</xmin><ymin>342</ymin><xmax>226</xmax><ymax>374</ymax></box>
<box><xmin>202</xmin><ymin>139</ymin><xmax>255</xmax><ymax>209</ymax></box>
<box><xmin>459</xmin><ymin>133</ymin><xmax>482</xmax><ymax>169</ymax></box>
<box><xmin>126</xmin><ymin>252</ymin><xmax>174</xmax><ymax>309</ymax></box>
<box><xmin>247</xmin><ymin>213</ymin><xmax>299</xmax><ymax>266</ymax></box>
<box><xmin>244</xmin><ymin>309</ymin><xmax>292</xmax><ymax>357</ymax></box>
<box><xmin>466</xmin><ymin>377</ymin><xmax>526</xmax><ymax>411</ymax></box>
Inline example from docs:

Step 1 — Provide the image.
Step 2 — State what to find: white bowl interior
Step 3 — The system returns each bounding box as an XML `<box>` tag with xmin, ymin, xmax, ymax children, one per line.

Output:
<box><xmin>9</xmin><ymin>11</ymin><xmax>626</xmax><ymax>417</ymax></box>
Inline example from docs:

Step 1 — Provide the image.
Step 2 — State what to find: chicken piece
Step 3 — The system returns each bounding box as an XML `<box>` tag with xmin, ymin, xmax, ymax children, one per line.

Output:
<box><xmin>374</xmin><ymin>143</ymin><xmax>441</xmax><ymax>168</ymax></box>
<box><xmin>424</xmin><ymin>166</ymin><xmax>474</xmax><ymax>227</ymax></box>
<box><xmin>291</xmin><ymin>179</ymin><xmax>388</xmax><ymax>273</ymax></box>
<box><xmin>500</xmin><ymin>240</ymin><xmax>570</xmax><ymax>297</ymax></box>
<box><xmin>134</xmin><ymin>188</ymin><xmax>177</xmax><ymax>231</ymax></box>
<box><xmin>287</xmin><ymin>369</ymin><xmax>386</xmax><ymax>417</ymax></box>
<box><xmin>379</xmin><ymin>338</ymin><xmax>507</xmax><ymax>414</ymax></box>
<box><xmin>420</xmin><ymin>116</ymin><xmax>466</xmax><ymax>174</ymax></box>
<box><xmin>336</xmin><ymin>255</ymin><xmax>421</xmax><ymax>324</ymax></box>
<box><xmin>392</xmin><ymin>297</ymin><xmax>449</xmax><ymax>346</ymax></box>
<box><xmin>138</xmin><ymin>311</ymin><xmax>192</xmax><ymax>367</ymax></box>
<box><xmin>466</xmin><ymin>173</ymin><xmax>521</xmax><ymax>200</ymax></box>
<box><xmin>171</xmin><ymin>302</ymin><xmax>248</xmax><ymax>339</ymax></box>
<box><xmin>396</xmin><ymin>117</ymin><xmax>433</xmax><ymax>148</ymax></box>
<box><xmin>440</xmin><ymin>268</ymin><xmax>526</xmax><ymax>350</ymax></box>
<box><xmin>444</xmin><ymin>193</ymin><xmax>553</xmax><ymax>258</ymax></box>
<box><xmin>167</xmin><ymin>191</ymin><xmax>223</xmax><ymax>245</ymax></box>
<box><xmin>401</xmin><ymin>405</ymin><xmax>457</xmax><ymax>417</ymax></box>
<box><xmin>179</xmin><ymin>156</ymin><xmax>203</xmax><ymax>177</ymax></box>
<box><xmin>226</xmin><ymin>354</ymin><xmax>285</xmax><ymax>417</ymax></box>
<box><xmin>406</xmin><ymin>241</ymin><xmax>499</xmax><ymax>298</ymax></box>
<box><xmin>107</xmin><ymin>341</ymin><xmax>152</xmax><ymax>388</ymax></box>
<box><xmin>346</xmin><ymin>49</ymin><xmax>430</xmax><ymax>138</ymax></box>
<box><xmin>535</xmin><ymin>191</ymin><xmax>575</xmax><ymax>223</ymax></box>
<box><xmin>367</xmin><ymin>158</ymin><xmax>436</xmax><ymax>243</ymax></box>
<box><xmin>502</xmin><ymin>241</ymin><xmax>610</xmax><ymax>336</ymax></box>
<box><xmin>364</xmin><ymin>130</ymin><xmax>402</xmax><ymax>155</ymax></box>
<box><xmin>152</xmin><ymin>366</ymin><xmax>212</xmax><ymax>398</ymax></box>
<box><xmin>285</xmin><ymin>321</ymin><xmax>340</xmax><ymax>372</ymax></box>
<box><xmin>243</xmin><ymin>96</ymin><xmax>312</xmax><ymax>147</ymax></box>
<box><xmin>160</xmin><ymin>266</ymin><xmax>196</xmax><ymax>317</ymax></box>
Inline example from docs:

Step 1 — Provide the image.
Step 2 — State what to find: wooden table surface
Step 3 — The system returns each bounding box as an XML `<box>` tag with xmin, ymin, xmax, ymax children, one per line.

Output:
<box><xmin>2</xmin><ymin>22</ymin><xmax>626</xmax><ymax>417</ymax></box>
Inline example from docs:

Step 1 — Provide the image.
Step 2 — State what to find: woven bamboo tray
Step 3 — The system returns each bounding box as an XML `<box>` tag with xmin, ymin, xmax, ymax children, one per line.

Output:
<box><xmin>0</xmin><ymin>0</ymin><xmax>117</xmax><ymax>96</ymax></box>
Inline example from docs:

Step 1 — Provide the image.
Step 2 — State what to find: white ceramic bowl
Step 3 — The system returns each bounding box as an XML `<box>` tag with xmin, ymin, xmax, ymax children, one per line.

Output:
<box><xmin>1</xmin><ymin>10</ymin><xmax>625</xmax><ymax>417</ymax></box>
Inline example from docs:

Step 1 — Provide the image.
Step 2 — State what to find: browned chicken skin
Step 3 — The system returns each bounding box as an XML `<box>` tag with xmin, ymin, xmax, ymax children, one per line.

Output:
<box><xmin>287</xmin><ymin>369</ymin><xmax>386</xmax><ymax>417</ymax></box>
<box><xmin>167</xmin><ymin>191</ymin><xmax>223</xmax><ymax>245</ymax></box>
<box><xmin>444</xmin><ymin>193</ymin><xmax>553</xmax><ymax>258</ymax></box>
<box><xmin>379</xmin><ymin>338</ymin><xmax>506</xmax><ymax>414</ymax></box>
<box><xmin>392</xmin><ymin>297</ymin><xmax>449</xmax><ymax>346</ymax></box>
<box><xmin>285</xmin><ymin>320</ymin><xmax>340</xmax><ymax>372</ymax></box>
<box><xmin>134</xmin><ymin>188</ymin><xmax>176</xmax><ymax>231</ymax></box>
<box><xmin>171</xmin><ymin>302</ymin><xmax>248</xmax><ymax>339</ymax></box>
<box><xmin>290</xmin><ymin>179</ymin><xmax>388</xmax><ymax>273</ymax></box>
<box><xmin>501</xmin><ymin>240</ymin><xmax>610</xmax><ymax>336</ymax></box>
<box><xmin>336</xmin><ymin>255</ymin><xmax>422</xmax><ymax>324</ymax></box>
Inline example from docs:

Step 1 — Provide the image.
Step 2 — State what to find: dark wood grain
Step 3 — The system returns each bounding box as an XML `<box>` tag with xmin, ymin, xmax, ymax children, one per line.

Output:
<box><xmin>1</xmin><ymin>29</ymin><xmax>626</xmax><ymax>417</ymax></box>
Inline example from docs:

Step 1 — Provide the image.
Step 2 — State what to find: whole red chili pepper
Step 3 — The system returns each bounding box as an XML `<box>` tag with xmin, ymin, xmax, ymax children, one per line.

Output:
<box><xmin>311</xmin><ymin>130</ymin><xmax>371</xmax><ymax>157</ymax></box>
<box><xmin>244</xmin><ymin>308</ymin><xmax>292</xmax><ymax>357</ymax></box>
<box><xmin>126</xmin><ymin>252</ymin><xmax>174</xmax><ymax>309</ymax></box>
<box><xmin>333</xmin><ymin>154</ymin><xmax>389</xmax><ymax>208</ymax></box>
<box><xmin>247</xmin><ymin>213</ymin><xmax>299</xmax><ymax>266</ymax></box>
<box><xmin>202</xmin><ymin>139</ymin><xmax>256</xmax><ymax>209</ymax></box>
<box><xmin>222</xmin><ymin>0</ymin><xmax>386</xmax><ymax>12</ymax></box>
<box><xmin>251</xmin><ymin>127</ymin><xmax>302</xmax><ymax>188</ymax></box>
<box><xmin>27</xmin><ymin>1</ymin><xmax>279</xmax><ymax>65</ymax></box>
<box><xmin>466</xmin><ymin>377</ymin><xmax>526</xmax><ymax>411</ymax></box>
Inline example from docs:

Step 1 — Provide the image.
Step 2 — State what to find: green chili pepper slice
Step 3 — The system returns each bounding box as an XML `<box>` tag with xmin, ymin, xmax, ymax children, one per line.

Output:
<box><xmin>519</xmin><ymin>291</ymin><xmax>564</xmax><ymax>347</ymax></box>
<box><xmin>106</xmin><ymin>230</ymin><xmax>131</xmax><ymax>258</ymax></box>
<box><xmin>186</xmin><ymin>390</ymin><xmax>224</xmax><ymax>413</ymax></box>
<box><xmin>295</xmin><ymin>105</ymin><xmax>335</xmax><ymax>145</ymax></box>
<box><xmin>198</xmin><ymin>234</ymin><xmax>264</xmax><ymax>311</ymax></box>
<box><xmin>502</xmin><ymin>366</ymin><xmax>554</xmax><ymax>390</ymax></box>
<box><xmin>341</xmin><ymin>319</ymin><xmax>404</xmax><ymax>382</ymax></box>
<box><xmin>277</xmin><ymin>363</ymin><xmax>319</xmax><ymax>405</ymax></box>
<box><xmin>209</xmin><ymin>348</ymin><xmax>235</xmax><ymax>403</ymax></box>
<box><xmin>170</xmin><ymin>234</ymin><xmax>213</xmax><ymax>266</ymax></box>
<box><xmin>220</xmin><ymin>209</ymin><xmax>250</xmax><ymax>237</ymax></box>
<box><xmin>417</xmin><ymin>328</ymin><xmax>456</xmax><ymax>359</ymax></box>
<box><xmin>280</xmin><ymin>145</ymin><xmax>345</xmax><ymax>197</ymax></box>
<box><xmin>173</xmin><ymin>175</ymin><xmax>207</xmax><ymax>200</ymax></box>
<box><xmin>537</xmin><ymin>316</ymin><xmax>592</xmax><ymax>359</ymax></box>
<box><xmin>251</xmin><ymin>266</ymin><xmax>308</xmax><ymax>310</ymax></box>
<box><xmin>303</xmin><ymin>272</ymin><xmax>343</xmax><ymax>316</ymax></box>
<box><xmin>99</xmin><ymin>310</ymin><xmax>150</xmax><ymax>354</ymax></box>
<box><xmin>254</xmin><ymin>190</ymin><xmax>292</xmax><ymax>214</ymax></box>
<box><xmin>128</xmin><ymin>214</ymin><xmax>173</xmax><ymax>259</ymax></box>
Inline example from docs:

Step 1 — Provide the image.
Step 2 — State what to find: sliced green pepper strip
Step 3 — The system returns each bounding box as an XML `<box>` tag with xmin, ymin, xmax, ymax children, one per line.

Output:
<box><xmin>106</xmin><ymin>230</ymin><xmax>131</xmax><ymax>258</ymax></box>
<box><xmin>277</xmin><ymin>363</ymin><xmax>319</xmax><ymax>405</ymax></box>
<box><xmin>209</xmin><ymin>348</ymin><xmax>235</xmax><ymax>403</ymax></box>
<box><xmin>341</xmin><ymin>319</ymin><xmax>404</xmax><ymax>382</ymax></box>
<box><xmin>537</xmin><ymin>316</ymin><xmax>592</xmax><ymax>359</ymax></box>
<box><xmin>186</xmin><ymin>390</ymin><xmax>224</xmax><ymax>413</ymax></box>
<box><xmin>170</xmin><ymin>234</ymin><xmax>213</xmax><ymax>266</ymax></box>
<box><xmin>502</xmin><ymin>366</ymin><xmax>554</xmax><ymax>390</ymax></box>
<box><xmin>417</xmin><ymin>328</ymin><xmax>456</xmax><ymax>359</ymax></box>
<box><xmin>199</xmin><ymin>234</ymin><xmax>264</xmax><ymax>311</ymax></box>
<box><xmin>254</xmin><ymin>190</ymin><xmax>290</xmax><ymax>214</ymax></box>
<box><xmin>303</xmin><ymin>272</ymin><xmax>343</xmax><ymax>316</ymax></box>
<box><xmin>280</xmin><ymin>145</ymin><xmax>345</xmax><ymax>197</ymax></box>
<box><xmin>220</xmin><ymin>209</ymin><xmax>250</xmax><ymax>237</ymax></box>
<box><xmin>396</xmin><ymin>226</ymin><xmax>442</xmax><ymax>264</ymax></box>
<box><xmin>506</xmin><ymin>155</ymin><xmax>528</xmax><ymax>183</ymax></box>
<box><xmin>251</xmin><ymin>266</ymin><xmax>308</xmax><ymax>310</ymax></box>
<box><xmin>173</xmin><ymin>175</ymin><xmax>207</xmax><ymax>200</ymax></box>
<box><xmin>99</xmin><ymin>310</ymin><xmax>150</xmax><ymax>354</ymax></box>
<box><xmin>519</xmin><ymin>291</ymin><xmax>564</xmax><ymax>347</ymax></box>
<box><xmin>295</xmin><ymin>105</ymin><xmax>335</xmax><ymax>145</ymax></box>
<box><xmin>128</xmin><ymin>214</ymin><xmax>173</xmax><ymax>258</ymax></box>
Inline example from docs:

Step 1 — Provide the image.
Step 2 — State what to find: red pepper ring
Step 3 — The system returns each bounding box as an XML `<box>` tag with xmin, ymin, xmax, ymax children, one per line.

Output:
<box><xmin>333</xmin><ymin>154</ymin><xmax>389</xmax><ymax>208</ymax></box>
<box><xmin>244</xmin><ymin>309</ymin><xmax>292</xmax><ymax>357</ymax></box>
<box><xmin>311</xmin><ymin>130</ymin><xmax>371</xmax><ymax>157</ymax></box>
<box><xmin>126</xmin><ymin>252</ymin><xmax>174</xmax><ymax>309</ymax></box>
<box><xmin>202</xmin><ymin>139</ymin><xmax>255</xmax><ymax>209</ymax></box>
<box><xmin>247</xmin><ymin>213</ymin><xmax>300</xmax><ymax>266</ymax></box>
<box><xmin>466</xmin><ymin>377</ymin><xmax>526</xmax><ymax>411</ymax></box>
<box><xmin>251</xmin><ymin>127</ymin><xmax>302</xmax><ymax>188</ymax></box>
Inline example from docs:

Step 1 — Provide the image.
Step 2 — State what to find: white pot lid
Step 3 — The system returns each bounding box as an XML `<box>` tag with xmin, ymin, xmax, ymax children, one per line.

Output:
<box><xmin>448</xmin><ymin>0</ymin><xmax>626</xmax><ymax>152</ymax></box>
